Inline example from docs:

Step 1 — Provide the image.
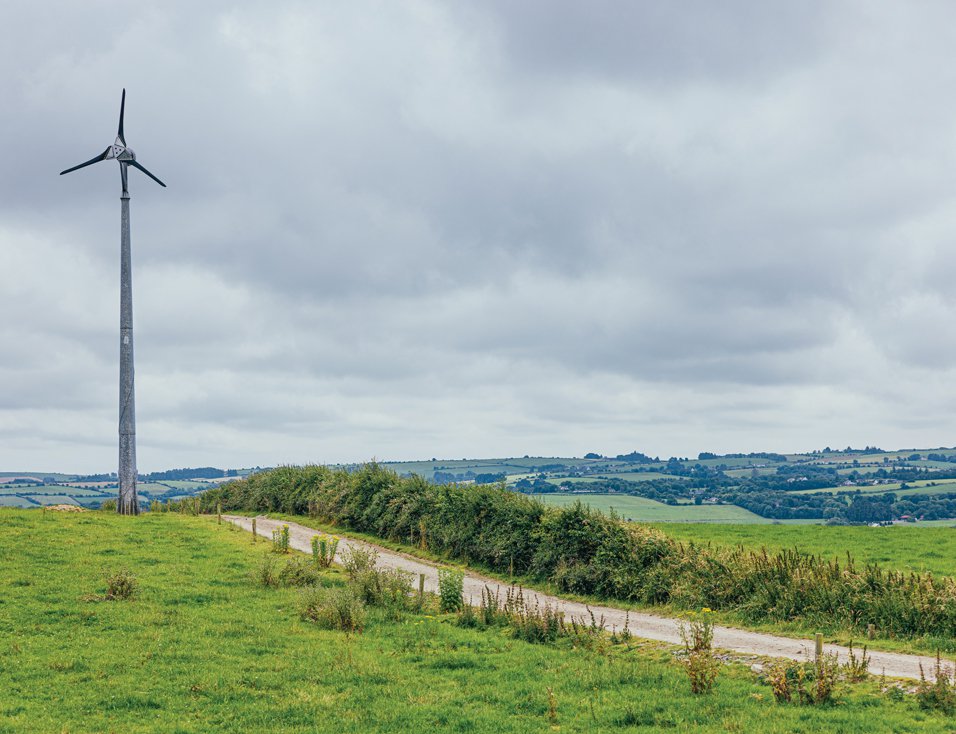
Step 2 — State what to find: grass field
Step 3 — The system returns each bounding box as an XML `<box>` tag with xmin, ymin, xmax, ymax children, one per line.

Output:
<box><xmin>655</xmin><ymin>523</ymin><xmax>956</xmax><ymax>578</ymax></box>
<box><xmin>548</xmin><ymin>472</ymin><xmax>678</xmax><ymax>484</ymax></box>
<box><xmin>532</xmin><ymin>493</ymin><xmax>779</xmax><ymax>523</ymax></box>
<box><xmin>792</xmin><ymin>479</ymin><xmax>956</xmax><ymax>497</ymax></box>
<box><xmin>1</xmin><ymin>509</ymin><xmax>952</xmax><ymax>733</ymax></box>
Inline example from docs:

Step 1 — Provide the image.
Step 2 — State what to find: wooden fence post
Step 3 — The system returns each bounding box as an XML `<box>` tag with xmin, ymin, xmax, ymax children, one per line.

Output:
<box><xmin>814</xmin><ymin>633</ymin><xmax>823</xmax><ymax>662</ymax></box>
<box><xmin>216</xmin><ymin>502</ymin><xmax>221</xmax><ymax>524</ymax></box>
<box><xmin>418</xmin><ymin>573</ymin><xmax>426</xmax><ymax>601</ymax></box>
<box><xmin>867</xmin><ymin>624</ymin><xmax>875</xmax><ymax>640</ymax></box>
<box><xmin>252</xmin><ymin>518</ymin><xmax>257</xmax><ymax>542</ymax></box>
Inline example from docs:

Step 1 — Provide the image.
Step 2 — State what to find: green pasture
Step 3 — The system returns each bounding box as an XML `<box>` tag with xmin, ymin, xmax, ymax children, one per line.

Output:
<box><xmin>0</xmin><ymin>496</ymin><xmax>36</xmax><ymax>507</ymax></box>
<box><xmin>35</xmin><ymin>486</ymin><xmax>110</xmax><ymax>497</ymax></box>
<box><xmin>551</xmin><ymin>471</ymin><xmax>678</xmax><ymax>484</ymax></box>
<box><xmin>655</xmin><ymin>523</ymin><xmax>956</xmax><ymax>578</ymax></box>
<box><xmin>153</xmin><ymin>479</ymin><xmax>210</xmax><ymax>490</ymax></box>
<box><xmin>532</xmin><ymin>493</ymin><xmax>775</xmax><ymax>523</ymax></box>
<box><xmin>792</xmin><ymin>479</ymin><xmax>956</xmax><ymax>497</ymax></box>
<box><xmin>23</xmin><ymin>495</ymin><xmax>79</xmax><ymax>506</ymax></box>
<box><xmin>0</xmin><ymin>509</ymin><xmax>950</xmax><ymax>733</ymax></box>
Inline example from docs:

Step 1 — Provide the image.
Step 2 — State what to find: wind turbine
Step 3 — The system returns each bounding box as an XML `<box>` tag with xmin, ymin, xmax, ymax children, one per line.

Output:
<box><xmin>60</xmin><ymin>89</ymin><xmax>166</xmax><ymax>515</ymax></box>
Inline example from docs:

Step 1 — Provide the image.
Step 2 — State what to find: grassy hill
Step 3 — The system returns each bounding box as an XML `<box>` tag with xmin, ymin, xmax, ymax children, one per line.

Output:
<box><xmin>1</xmin><ymin>508</ymin><xmax>951</xmax><ymax>733</ymax></box>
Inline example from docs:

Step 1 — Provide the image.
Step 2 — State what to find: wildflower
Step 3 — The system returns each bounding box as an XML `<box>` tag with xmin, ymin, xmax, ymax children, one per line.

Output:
<box><xmin>701</xmin><ymin>607</ymin><xmax>712</xmax><ymax>613</ymax></box>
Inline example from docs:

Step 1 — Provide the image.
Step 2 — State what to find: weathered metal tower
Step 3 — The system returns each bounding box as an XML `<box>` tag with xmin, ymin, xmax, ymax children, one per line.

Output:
<box><xmin>60</xmin><ymin>90</ymin><xmax>166</xmax><ymax>515</ymax></box>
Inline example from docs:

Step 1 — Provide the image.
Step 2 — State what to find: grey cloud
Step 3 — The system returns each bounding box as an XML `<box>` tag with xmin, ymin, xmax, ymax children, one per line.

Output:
<box><xmin>3</xmin><ymin>1</ymin><xmax>956</xmax><ymax>473</ymax></box>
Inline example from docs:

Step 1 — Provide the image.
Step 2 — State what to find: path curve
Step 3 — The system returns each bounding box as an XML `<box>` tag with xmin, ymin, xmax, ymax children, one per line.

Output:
<box><xmin>225</xmin><ymin>515</ymin><xmax>945</xmax><ymax>681</ymax></box>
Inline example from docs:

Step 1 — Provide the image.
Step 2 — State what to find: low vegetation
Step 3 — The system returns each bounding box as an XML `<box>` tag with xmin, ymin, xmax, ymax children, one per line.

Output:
<box><xmin>195</xmin><ymin>464</ymin><xmax>956</xmax><ymax>644</ymax></box>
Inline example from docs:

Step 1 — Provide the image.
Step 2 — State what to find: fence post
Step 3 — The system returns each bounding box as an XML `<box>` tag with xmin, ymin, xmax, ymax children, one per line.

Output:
<box><xmin>814</xmin><ymin>633</ymin><xmax>823</xmax><ymax>662</ymax></box>
<box><xmin>252</xmin><ymin>518</ymin><xmax>257</xmax><ymax>542</ymax></box>
<box><xmin>418</xmin><ymin>573</ymin><xmax>426</xmax><ymax>601</ymax></box>
<box><xmin>867</xmin><ymin>624</ymin><xmax>875</xmax><ymax>640</ymax></box>
<box><xmin>216</xmin><ymin>502</ymin><xmax>222</xmax><ymax>524</ymax></box>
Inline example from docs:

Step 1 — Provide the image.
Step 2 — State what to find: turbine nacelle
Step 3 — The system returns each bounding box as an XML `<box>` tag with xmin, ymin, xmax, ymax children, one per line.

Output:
<box><xmin>59</xmin><ymin>89</ymin><xmax>165</xmax><ymax>191</ymax></box>
<box><xmin>106</xmin><ymin>138</ymin><xmax>135</xmax><ymax>162</ymax></box>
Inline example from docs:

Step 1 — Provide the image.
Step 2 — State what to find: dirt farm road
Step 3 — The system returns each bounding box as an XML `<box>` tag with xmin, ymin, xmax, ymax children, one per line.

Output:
<box><xmin>224</xmin><ymin>515</ymin><xmax>945</xmax><ymax>681</ymax></box>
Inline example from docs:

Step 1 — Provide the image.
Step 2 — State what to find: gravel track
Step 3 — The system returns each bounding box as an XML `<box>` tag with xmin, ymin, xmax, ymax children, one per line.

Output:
<box><xmin>224</xmin><ymin>514</ymin><xmax>945</xmax><ymax>681</ymax></box>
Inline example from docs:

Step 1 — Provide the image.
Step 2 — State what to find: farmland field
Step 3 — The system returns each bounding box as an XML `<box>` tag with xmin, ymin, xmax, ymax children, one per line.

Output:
<box><xmin>655</xmin><ymin>523</ymin><xmax>956</xmax><ymax>577</ymax></box>
<box><xmin>533</xmin><ymin>493</ymin><xmax>781</xmax><ymax>523</ymax></box>
<box><xmin>552</xmin><ymin>472</ymin><xmax>677</xmax><ymax>483</ymax></box>
<box><xmin>1</xmin><ymin>509</ymin><xmax>950</xmax><ymax>733</ymax></box>
<box><xmin>792</xmin><ymin>479</ymin><xmax>956</xmax><ymax>497</ymax></box>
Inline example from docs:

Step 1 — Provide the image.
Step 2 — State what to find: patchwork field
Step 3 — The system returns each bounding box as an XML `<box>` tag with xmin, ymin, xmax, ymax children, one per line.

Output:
<box><xmin>533</xmin><ymin>493</ymin><xmax>782</xmax><ymax>523</ymax></box>
<box><xmin>1</xmin><ymin>509</ymin><xmax>951</xmax><ymax>733</ymax></box>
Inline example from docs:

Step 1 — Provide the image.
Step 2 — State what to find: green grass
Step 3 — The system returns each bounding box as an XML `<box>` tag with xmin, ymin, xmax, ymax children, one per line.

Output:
<box><xmin>792</xmin><ymin>479</ymin><xmax>956</xmax><ymax>498</ymax></box>
<box><xmin>533</xmin><ymin>493</ymin><xmax>780</xmax><ymax>523</ymax></box>
<box><xmin>22</xmin><ymin>495</ymin><xmax>80</xmax><ymax>506</ymax></box>
<box><xmin>154</xmin><ymin>480</ymin><xmax>211</xmax><ymax>490</ymax></box>
<box><xmin>0</xmin><ymin>496</ymin><xmax>36</xmax><ymax>507</ymax></box>
<box><xmin>655</xmin><ymin>523</ymin><xmax>956</xmax><ymax>578</ymax></box>
<box><xmin>544</xmin><ymin>472</ymin><xmax>678</xmax><ymax>484</ymax></box>
<box><xmin>1</xmin><ymin>509</ymin><xmax>952</xmax><ymax>733</ymax></box>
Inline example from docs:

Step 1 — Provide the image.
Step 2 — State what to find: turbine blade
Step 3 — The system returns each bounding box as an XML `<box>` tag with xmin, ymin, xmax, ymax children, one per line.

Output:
<box><xmin>59</xmin><ymin>147</ymin><xmax>111</xmax><ymax>176</ymax></box>
<box><xmin>128</xmin><ymin>159</ymin><xmax>166</xmax><ymax>187</ymax></box>
<box><xmin>117</xmin><ymin>88</ymin><xmax>126</xmax><ymax>145</ymax></box>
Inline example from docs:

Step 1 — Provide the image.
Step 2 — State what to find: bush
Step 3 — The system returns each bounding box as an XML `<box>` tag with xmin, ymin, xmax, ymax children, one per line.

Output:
<box><xmin>104</xmin><ymin>569</ymin><xmax>138</xmax><ymax>601</ymax></box>
<box><xmin>341</xmin><ymin>546</ymin><xmax>378</xmax><ymax>579</ymax></box>
<box><xmin>917</xmin><ymin>653</ymin><xmax>956</xmax><ymax>714</ymax></box>
<box><xmin>843</xmin><ymin>640</ymin><xmax>870</xmax><ymax>682</ymax></box>
<box><xmin>279</xmin><ymin>556</ymin><xmax>322</xmax><ymax>587</ymax></box>
<box><xmin>438</xmin><ymin>568</ymin><xmax>464</xmax><ymax>613</ymax></box>
<box><xmin>253</xmin><ymin>556</ymin><xmax>280</xmax><ymax>587</ymax></box>
<box><xmin>678</xmin><ymin>609</ymin><xmax>718</xmax><ymax>694</ymax></box>
<box><xmin>504</xmin><ymin>588</ymin><xmax>565</xmax><ymax>644</ymax></box>
<box><xmin>100</xmin><ymin>499</ymin><xmax>117</xmax><ymax>512</ymax></box>
<box><xmin>311</xmin><ymin>535</ymin><xmax>339</xmax><ymax>569</ymax></box>
<box><xmin>765</xmin><ymin>655</ymin><xmax>839</xmax><ymax>705</ymax></box>
<box><xmin>298</xmin><ymin>585</ymin><xmax>365</xmax><ymax>633</ymax></box>
<box><xmin>338</xmin><ymin>546</ymin><xmax>412</xmax><ymax>618</ymax></box>
<box><xmin>271</xmin><ymin>524</ymin><xmax>291</xmax><ymax>554</ymax></box>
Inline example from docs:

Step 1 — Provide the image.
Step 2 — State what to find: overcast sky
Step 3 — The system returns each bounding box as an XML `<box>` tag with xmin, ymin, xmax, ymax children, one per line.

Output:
<box><xmin>4</xmin><ymin>1</ymin><xmax>956</xmax><ymax>473</ymax></box>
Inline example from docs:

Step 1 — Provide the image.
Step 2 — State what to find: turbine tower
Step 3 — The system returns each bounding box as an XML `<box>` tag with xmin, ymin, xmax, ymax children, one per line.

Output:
<box><xmin>60</xmin><ymin>89</ymin><xmax>166</xmax><ymax>515</ymax></box>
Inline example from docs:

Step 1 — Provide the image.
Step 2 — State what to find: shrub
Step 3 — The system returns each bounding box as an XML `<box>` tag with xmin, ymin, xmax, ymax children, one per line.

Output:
<box><xmin>678</xmin><ymin>609</ymin><xmax>718</xmax><ymax>694</ymax></box>
<box><xmin>801</xmin><ymin>654</ymin><xmax>839</xmax><ymax>705</ymax></box>
<box><xmin>505</xmin><ymin>588</ymin><xmax>565</xmax><ymax>644</ymax></box>
<box><xmin>765</xmin><ymin>655</ymin><xmax>839</xmax><ymax>705</ymax></box>
<box><xmin>104</xmin><ymin>569</ymin><xmax>138</xmax><ymax>601</ymax></box>
<box><xmin>377</xmin><ymin>567</ymin><xmax>414</xmax><ymax>620</ymax></box>
<box><xmin>311</xmin><ymin>535</ymin><xmax>339</xmax><ymax>569</ymax></box>
<box><xmin>100</xmin><ymin>499</ymin><xmax>117</xmax><ymax>512</ymax></box>
<box><xmin>271</xmin><ymin>524</ymin><xmax>291</xmax><ymax>554</ymax></box>
<box><xmin>438</xmin><ymin>568</ymin><xmax>464</xmax><ymax>613</ymax></box>
<box><xmin>253</xmin><ymin>556</ymin><xmax>280</xmax><ymax>587</ymax></box>
<box><xmin>457</xmin><ymin>599</ymin><xmax>478</xmax><ymax>628</ymax></box>
<box><xmin>843</xmin><ymin>640</ymin><xmax>870</xmax><ymax>682</ymax></box>
<box><xmin>278</xmin><ymin>556</ymin><xmax>322</xmax><ymax>587</ymax></box>
<box><xmin>917</xmin><ymin>652</ymin><xmax>956</xmax><ymax>714</ymax></box>
<box><xmin>479</xmin><ymin>585</ymin><xmax>507</xmax><ymax>627</ymax></box>
<box><xmin>341</xmin><ymin>546</ymin><xmax>378</xmax><ymax>579</ymax></box>
<box><xmin>298</xmin><ymin>585</ymin><xmax>365</xmax><ymax>633</ymax></box>
<box><xmin>337</xmin><ymin>546</ymin><xmax>412</xmax><ymax>618</ymax></box>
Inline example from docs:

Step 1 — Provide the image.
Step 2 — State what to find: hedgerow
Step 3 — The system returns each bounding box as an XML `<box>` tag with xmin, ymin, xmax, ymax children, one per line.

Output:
<box><xmin>190</xmin><ymin>463</ymin><xmax>956</xmax><ymax>639</ymax></box>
